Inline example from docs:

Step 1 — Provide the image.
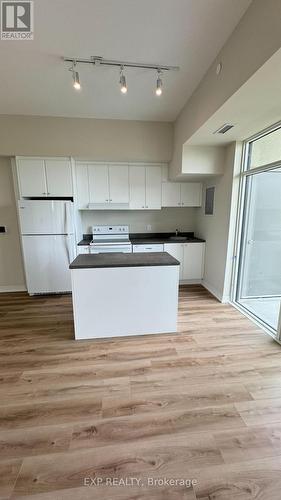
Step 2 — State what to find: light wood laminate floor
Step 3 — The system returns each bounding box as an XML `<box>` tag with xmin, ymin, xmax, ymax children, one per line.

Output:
<box><xmin>1</xmin><ymin>285</ymin><xmax>281</xmax><ymax>500</ymax></box>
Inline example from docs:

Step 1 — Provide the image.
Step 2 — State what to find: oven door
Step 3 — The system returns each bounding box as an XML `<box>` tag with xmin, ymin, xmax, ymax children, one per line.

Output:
<box><xmin>89</xmin><ymin>244</ymin><xmax>132</xmax><ymax>254</ymax></box>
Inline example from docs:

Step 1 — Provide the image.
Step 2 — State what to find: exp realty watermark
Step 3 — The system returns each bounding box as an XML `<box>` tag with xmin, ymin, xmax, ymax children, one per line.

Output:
<box><xmin>1</xmin><ymin>1</ymin><xmax>34</xmax><ymax>40</ymax></box>
<box><xmin>84</xmin><ymin>477</ymin><xmax>198</xmax><ymax>489</ymax></box>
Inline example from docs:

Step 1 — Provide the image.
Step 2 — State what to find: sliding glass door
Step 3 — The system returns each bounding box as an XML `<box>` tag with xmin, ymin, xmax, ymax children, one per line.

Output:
<box><xmin>235</xmin><ymin>125</ymin><xmax>281</xmax><ymax>336</ymax></box>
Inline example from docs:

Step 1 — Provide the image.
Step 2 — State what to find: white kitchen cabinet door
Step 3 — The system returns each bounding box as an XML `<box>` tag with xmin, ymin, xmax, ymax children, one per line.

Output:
<box><xmin>162</xmin><ymin>182</ymin><xmax>181</xmax><ymax>207</ymax></box>
<box><xmin>17</xmin><ymin>159</ymin><xmax>47</xmax><ymax>197</ymax></box>
<box><xmin>183</xmin><ymin>243</ymin><xmax>205</xmax><ymax>280</ymax></box>
<box><xmin>164</xmin><ymin>243</ymin><xmax>184</xmax><ymax>279</ymax></box>
<box><xmin>129</xmin><ymin>166</ymin><xmax>146</xmax><ymax>209</ymax></box>
<box><xmin>145</xmin><ymin>166</ymin><xmax>162</xmax><ymax>209</ymax></box>
<box><xmin>109</xmin><ymin>165</ymin><xmax>129</xmax><ymax>204</ymax></box>
<box><xmin>180</xmin><ymin>183</ymin><xmax>202</xmax><ymax>207</ymax></box>
<box><xmin>76</xmin><ymin>164</ymin><xmax>89</xmax><ymax>209</ymax></box>
<box><xmin>88</xmin><ymin>165</ymin><xmax>109</xmax><ymax>204</ymax></box>
<box><xmin>45</xmin><ymin>160</ymin><xmax>73</xmax><ymax>197</ymax></box>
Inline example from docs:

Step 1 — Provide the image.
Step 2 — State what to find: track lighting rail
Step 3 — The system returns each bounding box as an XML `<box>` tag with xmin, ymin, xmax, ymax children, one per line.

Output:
<box><xmin>63</xmin><ymin>56</ymin><xmax>179</xmax><ymax>72</ymax></box>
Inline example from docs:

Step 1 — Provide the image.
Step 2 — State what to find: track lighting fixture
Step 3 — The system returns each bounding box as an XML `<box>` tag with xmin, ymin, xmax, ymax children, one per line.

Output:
<box><xmin>119</xmin><ymin>66</ymin><xmax>127</xmax><ymax>94</ymax></box>
<box><xmin>64</xmin><ymin>56</ymin><xmax>179</xmax><ymax>96</ymax></box>
<box><xmin>156</xmin><ymin>69</ymin><xmax>163</xmax><ymax>96</ymax></box>
<box><xmin>71</xmin><ymin>61</ymin><xmax>81</xmax><ymax>90</ymax></box>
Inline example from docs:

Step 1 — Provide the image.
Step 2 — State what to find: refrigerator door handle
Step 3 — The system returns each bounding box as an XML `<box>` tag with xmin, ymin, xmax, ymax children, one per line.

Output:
<box><xmin>66</xmin><ymin>235</ymin><xmax>73</xmax><ymax>264</ymax></box>
<box><xmin>65</xmin><ymin>203</ymin><xmax>69</xmax><ymax>235</ymax></box>
<box><xmin>65</xmin><ymin>202</ymin><xmax>73</xmax><ymax>235</ymax></box>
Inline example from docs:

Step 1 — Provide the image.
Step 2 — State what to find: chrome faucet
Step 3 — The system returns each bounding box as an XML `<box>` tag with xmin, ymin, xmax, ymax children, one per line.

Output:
<box><xmin>175</xmin><ymin>228</ymin><xmax>179</xmax><ymax>236</ymax></box>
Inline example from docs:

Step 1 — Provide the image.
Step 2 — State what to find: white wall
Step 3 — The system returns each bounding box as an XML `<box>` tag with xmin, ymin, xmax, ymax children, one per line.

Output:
<box><xmin>0</xmin><ymin>115</ymin><xmax>173</xmax><ymax>162</ymax></box>
<box><xmin>0</xmin><ymin>157</ymin><xmax>25</xmax><ymax>291</ymax></box>
<box><xmin>81</xmin><ymin>208</ymin><xmax>196</xmax><ymax>235</ymax></box>
<box><xmin>182</xmin><ymin>145</ymin><xmax>225</xmax><ymax>176</ymax></box>
<box><xmin>171</xmin><ymin>0</ymin><xmax>281</xmax><ymax>178</ymax></box>
<box><xmin>194</xmin><ymin>143</ymin><xmax>240</xmax><ymax>301</ymax></box>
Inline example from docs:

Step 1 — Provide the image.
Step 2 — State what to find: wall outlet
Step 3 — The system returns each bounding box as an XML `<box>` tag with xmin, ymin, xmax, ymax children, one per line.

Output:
<box><xmin>146</xmin><ymin>225</ymin><xmax>152</xmax><ymax>231</ymax></box>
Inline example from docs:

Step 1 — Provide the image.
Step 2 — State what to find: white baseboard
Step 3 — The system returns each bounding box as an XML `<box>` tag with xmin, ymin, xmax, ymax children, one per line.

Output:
<box><xmin>202</xmin><ymin>280</ymin><xmax>223</xmax><ymax>302</ymax></box>
<box><xmin>180</xmin><ymin>279</ymin><xmax>202</xmax><ymax>285</ymax></box>
<box><xmin>0</xmin><ymin>285</ymin><xmax>26</xmax><ymax>293</ymax></box>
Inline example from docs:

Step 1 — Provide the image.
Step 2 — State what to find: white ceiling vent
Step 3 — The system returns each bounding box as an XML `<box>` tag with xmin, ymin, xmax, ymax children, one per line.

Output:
<box><xmin>214</xmin><ymin>123</ymin><xmax>234</xmax><ymax>134</ymax></box>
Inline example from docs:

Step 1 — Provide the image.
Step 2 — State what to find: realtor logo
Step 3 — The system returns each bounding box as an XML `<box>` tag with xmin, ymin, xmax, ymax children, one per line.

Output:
<box><xmin>1</xmin><ymin>1</ymin><xmax>34</xmax><ymax>39</ymax></box>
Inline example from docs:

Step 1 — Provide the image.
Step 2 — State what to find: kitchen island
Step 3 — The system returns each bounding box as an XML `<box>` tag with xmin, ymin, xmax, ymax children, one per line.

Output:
<box><xmin>70</xmin><ymin>252</ymin><xmax>180</xmax><ymax>340</ymax></box>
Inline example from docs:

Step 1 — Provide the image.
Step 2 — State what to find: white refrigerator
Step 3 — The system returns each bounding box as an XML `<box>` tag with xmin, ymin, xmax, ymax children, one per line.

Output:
<box><xmin>18</xmin><ymin>200</ymin><xmax>76</xmax><ymax>295</ymax></box>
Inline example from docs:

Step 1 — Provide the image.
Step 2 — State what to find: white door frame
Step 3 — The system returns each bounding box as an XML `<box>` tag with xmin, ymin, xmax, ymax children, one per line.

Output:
<box><xmin>230</xmin><ymin>121</ymin><xmax>281</xmax><ymax>339</ymax></box>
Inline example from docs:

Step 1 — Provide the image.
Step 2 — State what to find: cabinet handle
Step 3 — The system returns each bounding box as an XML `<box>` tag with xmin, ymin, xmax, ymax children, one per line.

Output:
<box><xmin>105</xmin><ymin>199</ymin><xmax>108</xmax><ymax>202</ymax></box>
<box><xmin>178</xmin><ymin>202</ymin><xmax>181</xmax><ymax>206</ymax></box>
<box><xmin>109</xmin><ymin>199</ymin><xmax>112</xmax><ymax>202</ymax></box>
<box><xmin>42</xmin><ymin>192</ymin><xmax>46</xmax><ymax>195</ymax></box>
<box><xmin>142</xmin><ymin>206</ymin><xmax>145</xmax><ymax>208</ymax></box>
<box><xmin>182</xmin><ymin>202</ymin><xmax>184</xmax><ymax>206</ymax></box>
<box><xmin>146</xmin><ymin>205</ymin><xmax>148</xmax><ymax>208</ymax></box>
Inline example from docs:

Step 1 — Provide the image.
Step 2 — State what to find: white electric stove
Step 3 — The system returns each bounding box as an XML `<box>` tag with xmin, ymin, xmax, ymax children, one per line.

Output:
<box><xmin>89</xmin><ymin>225</ymin><xmax>132</xmax><ymax>253</ymax></box>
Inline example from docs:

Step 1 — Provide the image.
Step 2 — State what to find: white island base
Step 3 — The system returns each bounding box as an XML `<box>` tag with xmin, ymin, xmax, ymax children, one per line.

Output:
<box><xmin>70</xmin><ymin>254</ymin><xmax>179</xmax><ymax>340</ymax></box>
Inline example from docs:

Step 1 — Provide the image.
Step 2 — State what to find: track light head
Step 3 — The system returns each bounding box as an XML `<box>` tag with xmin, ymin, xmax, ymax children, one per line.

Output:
<box><xmin>71</xmin><ymin>62</ymin><xmax>81</xmax><ymax>90</ymax></box>
<box><xmin>119</xmin><ymin>66</ymin><xmax>127</xmax><ymax>94</ymax></box>
<box><xmin>156</xmin><ymin>69</ymin><xmax>162</xmax><ymax>96</ymax></box>
<box><xmin>73</xmin><ymin>71</ymin><xmax>81</xmax><ymax>90</ymax></box>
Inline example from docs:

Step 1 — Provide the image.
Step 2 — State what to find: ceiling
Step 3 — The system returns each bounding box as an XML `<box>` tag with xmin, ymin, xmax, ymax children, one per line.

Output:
<box><xmin>0</xmin><ymin>0</ymin><xmax>251</xmax><ymax>121</ymax></box>
<box><xmin>187</xmin><ymin>47</ymin><xmax>281</xmax><ymax>147</ymax></box>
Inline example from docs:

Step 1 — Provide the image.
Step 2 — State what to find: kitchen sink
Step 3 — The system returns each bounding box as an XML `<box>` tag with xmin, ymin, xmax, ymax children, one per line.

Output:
<box><xmin>169</xmin><ymin>236</ymin><xmax>188</xmax><ymax>242</ymax></box>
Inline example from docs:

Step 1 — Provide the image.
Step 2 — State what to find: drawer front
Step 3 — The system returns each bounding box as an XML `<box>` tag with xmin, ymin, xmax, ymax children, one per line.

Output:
<box><xmin>133</xmin><ymin>244</ymin><xmax>164</xmax><ymax>253</ymax></box>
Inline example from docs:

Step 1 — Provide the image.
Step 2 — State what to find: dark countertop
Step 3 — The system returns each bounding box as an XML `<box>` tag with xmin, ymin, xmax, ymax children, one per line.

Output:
<box><xmin>70</xmin><ymin>252</ymin><xmax>180</xmax><ymax>269</ymax></box>
<box><xmin>78</xmin><ymin>232</ymin><xmax>205</xmax><ymax>246</ymax></box>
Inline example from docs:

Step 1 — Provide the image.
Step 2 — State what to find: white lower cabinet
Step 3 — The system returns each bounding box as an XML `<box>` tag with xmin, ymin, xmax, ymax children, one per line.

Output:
<box><xmin>133</xmin><ymin>244</ymin><xmax>164</xmax><ymax>253</ymax></box>
<box><xmin>164</xmin><ymin>242</ymin><xmax>205</xmax><ymax>281</ymax></box>
<box><xmin>163</xmin><ymin>244</ymin><xmax>184</xmax><ymax>279</ymax></box>
<box><xmin>183</xmin><ymin>243</ymin><xmax>205</xmax><ymax>280</ymax></box>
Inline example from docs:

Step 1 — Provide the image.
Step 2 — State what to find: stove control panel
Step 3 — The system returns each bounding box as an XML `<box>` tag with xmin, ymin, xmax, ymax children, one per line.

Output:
<box><xmin>92</xmin><ymin>225</ymin><xmax>129</xmax><ymax>235</ymax></box>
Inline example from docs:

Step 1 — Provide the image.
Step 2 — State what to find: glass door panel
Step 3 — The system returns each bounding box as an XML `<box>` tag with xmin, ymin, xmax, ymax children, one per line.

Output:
<box><xmin>236</xmin><ymin>168</ymin><xmax>281</xmax><ymax>331</ymax></box>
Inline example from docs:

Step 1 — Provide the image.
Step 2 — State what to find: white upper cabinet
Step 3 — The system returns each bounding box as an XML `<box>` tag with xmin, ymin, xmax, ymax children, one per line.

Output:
<box><xmin>145</xmin><ymin>166</ymin><xmax>162</xmax><ymax>209</ymax></box>
<box><xmin>162</xmin><ymin>182</ymin><xmax>181</xmax><ymax>207</ymax></box>
<box><xmin>76</xmin><ymin>164</ymin><xmax>89</xmax><ymax>209</ymax></box>
<box><xmin>129</xmin><ymin>165</ymin><xmax>162</xmax><ymax>210</ymax></box>
<box><xmin>80</xmin><ymin>163</ymin><xmax>129</xmax><ymax>208</ymax></box>
<box><xmin>88</xmin><ymin>165</ymin><xmax>109</xmax><ymax>204</ymax></box>
<box><xmin>182</xmin><ymin>242</ymin><xmax>205</xmax><ymax>280</ymax></box>
<box><xmin>180</xmin><ymin>183</ymin><xmax>202</xmax><ymax>207</ymax></box>
<box><xmin>17</xmin><ymin>159</ymin><xmax>47</xmax><ymax>197</ymax></box>
<box><xmin>17</xmin><ymin>158</ymin><xmax>73</xmax><ymax>198</ymax></box>
<box><xmin>45</xmin><ymin>160</ymin><xmax>73</xmax><ymax>197</ymax></box>
<box><xmin>129</xmin><ymin>166</ymin><xmax>146</xmax><ymax>209</ymax></box>
<box><xmin>162</xmin><ymin>181</ymin><xmax>202</xmax><ymax>207</ymax></box>
<box><xmin>108</xmin><ymin>165</ymin><xmax>129</xmax><ymax>204</ymax></box>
